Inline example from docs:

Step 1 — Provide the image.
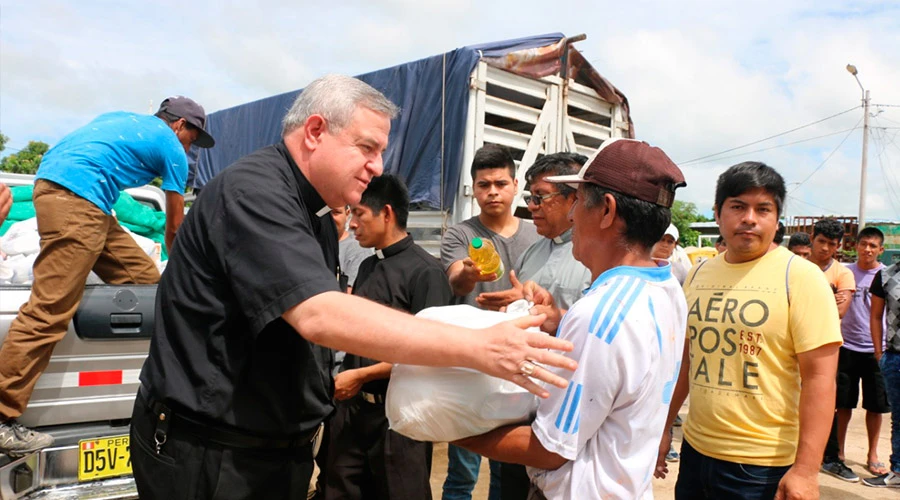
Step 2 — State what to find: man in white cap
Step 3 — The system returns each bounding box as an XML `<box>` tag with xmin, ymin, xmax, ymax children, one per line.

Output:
<box><xmin>652</xmin><ymin>223</ymin><xmax>690</xmax><ymax>284</ymax></box>
<box><xmin>0</xmin><ymin>96</ymin><xmax>215</xmax><ymax>455</ymax></box>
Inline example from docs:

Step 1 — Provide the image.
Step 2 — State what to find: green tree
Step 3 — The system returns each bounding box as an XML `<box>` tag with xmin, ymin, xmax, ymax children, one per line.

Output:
<box><xmin>0</xmin><ymin>140</ymin><xmax>50</xmax><ymax>175</ymax></box>
<box><xmin>670</xmin><ymin>200</ymin><xmax>710</xmax><ymax>247</ymax></box>
<box><xmin>0</xmin><ymin>133</ymin><xmax>8</xmax><ymax>153</ymax></box>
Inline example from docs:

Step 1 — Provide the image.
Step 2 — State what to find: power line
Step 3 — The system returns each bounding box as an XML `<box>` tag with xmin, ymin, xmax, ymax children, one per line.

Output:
<box><xmin>871</xmin><ymin>118</ymin><xmax>900</xmax><ymax>214</ymax></box>
<box><xmin>786</xmin><ymin>194</ymin><xmax>841</xmax><ymax>215</ymax></box>
<box><xmin>788</xmin><ymin>116</ymin><xmax>863</xmax><ymax>194</ymax></box>
<box><xmin>874</xmin><ymin>114</ymin><xmax>900</xmax><ymax>127</ymax></box>
<box><xmin>678</xmin><ymin>106</ymin><xmax>860</xmax><ymax>165</ymax></box>
<box><xmin>682</xmin><ymin>127</ymin><xmax>859</xmax><ymax>166</ymax></box>
<box><xmin>877</xmin><ymin>117</ymin><xmax>900</xmax><ymax>152</ymax></box>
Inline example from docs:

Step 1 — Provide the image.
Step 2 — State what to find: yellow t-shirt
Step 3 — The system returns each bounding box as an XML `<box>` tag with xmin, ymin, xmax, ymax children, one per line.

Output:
<box><xmin>682</xmin><ymin>246</ymin><xmax>843</xmax><ymax>466</ymax></box>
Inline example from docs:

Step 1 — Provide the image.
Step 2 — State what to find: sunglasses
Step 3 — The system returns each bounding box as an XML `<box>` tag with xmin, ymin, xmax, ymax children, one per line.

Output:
<box><xmin>523</xmin><ymin>192</ymin><xmax>562</xmax><ymax>206</ymax></box>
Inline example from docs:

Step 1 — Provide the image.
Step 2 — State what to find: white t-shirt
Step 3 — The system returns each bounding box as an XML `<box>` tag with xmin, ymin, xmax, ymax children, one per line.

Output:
<box><xmin>528</xmin><ymin>263</ymin><xmax>687</xmax><ymax>499</ymax></box>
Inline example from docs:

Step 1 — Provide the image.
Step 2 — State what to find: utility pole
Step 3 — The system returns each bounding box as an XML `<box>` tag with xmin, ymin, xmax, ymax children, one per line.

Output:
<box><xmin>847</xmin><ymin>64</ymin><xmax>869</xmax><ymax>230</ymax></box>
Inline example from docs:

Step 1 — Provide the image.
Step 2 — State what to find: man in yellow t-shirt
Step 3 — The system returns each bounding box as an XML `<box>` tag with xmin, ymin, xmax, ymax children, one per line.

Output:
<box><xmin>655</xmin><ymin>162</ymin><xmax>842</xmax><ymax>500</ymax></box>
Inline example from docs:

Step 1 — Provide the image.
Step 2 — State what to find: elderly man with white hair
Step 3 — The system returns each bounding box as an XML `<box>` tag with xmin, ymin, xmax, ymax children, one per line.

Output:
<box><xmin>129</xmin><ymin>75</ymin><xmax>577</xmax><ymax>500</ymax></box>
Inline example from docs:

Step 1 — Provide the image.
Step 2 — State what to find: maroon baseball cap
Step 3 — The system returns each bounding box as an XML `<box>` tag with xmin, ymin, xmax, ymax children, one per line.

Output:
<box><xmin>158</xmin><ymin>96</ymin><xmax>215</xmax><ymax>148</ymax></box>
<box><xmin>546</xmin><ymin>138</ymin><xmax>686</xmax><ymax>207</ymax></box>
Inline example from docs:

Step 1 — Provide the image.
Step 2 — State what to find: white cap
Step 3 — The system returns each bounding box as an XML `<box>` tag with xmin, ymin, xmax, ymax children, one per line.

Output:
<box><xmin>664</xmin><ymin>223</ymin><xmax>679</xmax><ymax>241</ymax></box>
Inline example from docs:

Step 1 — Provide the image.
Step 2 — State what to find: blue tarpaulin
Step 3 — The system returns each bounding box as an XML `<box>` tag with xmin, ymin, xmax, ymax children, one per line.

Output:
<box><xmin>194</xmin><ymin>33</ymin><xmax>628</xmax><ymax>212</ymax></box>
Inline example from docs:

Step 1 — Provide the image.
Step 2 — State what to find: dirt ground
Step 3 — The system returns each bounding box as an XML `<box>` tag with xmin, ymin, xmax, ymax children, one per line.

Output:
<box><xmin>426</xmin><ymin>407</ymin><xmax>897</xmax><ymax>499</ymax></box>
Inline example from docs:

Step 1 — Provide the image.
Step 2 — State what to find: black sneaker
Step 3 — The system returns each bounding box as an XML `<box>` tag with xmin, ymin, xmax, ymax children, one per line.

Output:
<box><xmin>820</xmin><ymin>460</ymin><xmax>860</xmax><ymax>483</ymax></box>
<box><xmin>0</xmin><ymin>420</ymin><xmax>54</xmax><ymax>456</ymax></box>
<box><xmin>862</xmin><ymin>472</ymin><xmax>900</xmax><ymax>488</ymax></box>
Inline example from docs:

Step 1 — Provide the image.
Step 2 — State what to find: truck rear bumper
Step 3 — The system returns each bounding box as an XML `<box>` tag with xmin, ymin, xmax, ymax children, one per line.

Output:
<box><xmin>0</xmin><ymin>424</ymin><xmax>136</xmax><ymax>499</ymax></box>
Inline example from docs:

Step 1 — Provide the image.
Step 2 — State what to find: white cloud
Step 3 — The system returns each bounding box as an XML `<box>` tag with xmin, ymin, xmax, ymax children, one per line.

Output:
<box><xmin>1</xmin><ymin>0</ymin><xmax>898</xmax><ymax>220</ymax></box>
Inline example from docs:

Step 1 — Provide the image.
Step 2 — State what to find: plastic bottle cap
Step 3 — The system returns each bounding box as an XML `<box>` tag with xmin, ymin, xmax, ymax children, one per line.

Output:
<box><xmin>471</xmin><ymin>237</ymin><xmax>483</xmax><ymax>249</ymax></box>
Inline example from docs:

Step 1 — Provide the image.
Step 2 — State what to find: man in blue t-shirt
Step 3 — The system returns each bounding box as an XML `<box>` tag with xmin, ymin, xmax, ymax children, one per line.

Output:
<box><xmin>0</xmin><ymin>96</ymin><xmax>214</xmax><ymax>455</ymax></box>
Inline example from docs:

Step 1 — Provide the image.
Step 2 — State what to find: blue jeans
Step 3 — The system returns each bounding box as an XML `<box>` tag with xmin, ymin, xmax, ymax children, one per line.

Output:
<box><xmin>881</xmin><ymin>352</ymin><xmax>900</xmax><ymax>473</ymax></box>
<box><xmin>675</xmin><ymin>440</ymin><xmax>791</xmax><ymax>499</ymax></box>
<box><xmin>442</xmin><ymin>444</ymin><xmax>501</xmax><ymax>500</ymax></box>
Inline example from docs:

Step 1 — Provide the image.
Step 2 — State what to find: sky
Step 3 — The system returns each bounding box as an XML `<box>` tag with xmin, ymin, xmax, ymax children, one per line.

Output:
<box><xmin>2</xmin><ymin>0</ymin><xmax>899</xmax><ymax>221</ymax></box>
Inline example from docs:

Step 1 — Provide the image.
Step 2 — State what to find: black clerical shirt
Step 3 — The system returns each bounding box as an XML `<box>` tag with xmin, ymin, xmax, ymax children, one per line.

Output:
<box><xmin>343</xmin><ymin>235</ymin><xmax>452</xmax><ymax>394</ymax></box>
<box><xmin>140</xmin><ymin>141</ymin><xmax>340</xmax><ymax>438</ymax></box>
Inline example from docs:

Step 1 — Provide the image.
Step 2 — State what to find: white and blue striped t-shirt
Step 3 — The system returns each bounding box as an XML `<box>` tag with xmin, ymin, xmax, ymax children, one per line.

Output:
<box><xmin>529</xmin><ymin>262</ymin><xmax>687</xmax><ymax>500</ymax></box>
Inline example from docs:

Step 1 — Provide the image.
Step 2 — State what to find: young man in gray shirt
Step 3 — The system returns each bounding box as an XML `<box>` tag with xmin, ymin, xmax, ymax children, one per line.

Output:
<box><xmin>440</xmin><ymin>144</ymin><xmax>539</xmax><ymax>500</ymax></box>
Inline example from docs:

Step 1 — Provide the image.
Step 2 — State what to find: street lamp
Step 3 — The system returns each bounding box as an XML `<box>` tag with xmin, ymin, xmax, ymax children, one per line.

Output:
<box><xmin>847</xmin><ymin>63</ymin><xmax>870</xmax><ymax>230</ymax></box>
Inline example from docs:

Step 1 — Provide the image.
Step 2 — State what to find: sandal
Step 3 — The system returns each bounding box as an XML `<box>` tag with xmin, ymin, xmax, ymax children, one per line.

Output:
<box><xmin>867</xmin><ymin>461</ymin><xmax>889</xmax><ymax>475</ymax></box>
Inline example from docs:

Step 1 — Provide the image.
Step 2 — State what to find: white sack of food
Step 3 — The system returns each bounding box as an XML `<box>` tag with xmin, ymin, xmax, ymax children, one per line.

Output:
<box><xmin>0</xmin><ymin>218</ymin><xmax>40</xmax><ymax>256</ymax></box>
<box><xmin>385</xmin><ymin>302</ymin><xmax>541</xmax><ymax>442</ymax></box>
<box><xmin>5</xmin><ymin>253</ymin><xmax>38</xmax><ymax>284</ymax></box>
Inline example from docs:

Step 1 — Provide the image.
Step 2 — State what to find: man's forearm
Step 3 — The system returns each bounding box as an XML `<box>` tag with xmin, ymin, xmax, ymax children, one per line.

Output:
<box><xmin>836</xmin><ymin>291</ymin><xmax>852</xmax><ymax>318</ymax></box>
<box><xmin>290</xmin><ymin>292</ymin><xmax>472</xmax><ymax>367</ymax></box>
<box><xmin>359</xmin><ymin>362</ymin><xmax>392</xmax><ymax>383</ymax></box>
<box><xmin>164</xmin><ymin>191</ymin><xmax>185</xmax><ymax>253</ymax></box>
<box><xmin>284</xmin><ymin>291</ymin><xmax>576</xmax><ymax>398</ymax></box>
<box><xmin>871</xmin><ymin>297</ymin><xmax>886</xmax><ymax>357</ymax></box>
<box><xmin>449</xmin><ymin>268</ymin><xmax>476</xmax><ymax>296</ymax></box>
<box><xmin>454</xmin><ymin>424</ymin><xmax>567</xmax><ymax>470</ymax></box>
<box><xmin>794</xmin><ymin>344</ymin><xmax>840</xmax><ymax>471</ymax></box>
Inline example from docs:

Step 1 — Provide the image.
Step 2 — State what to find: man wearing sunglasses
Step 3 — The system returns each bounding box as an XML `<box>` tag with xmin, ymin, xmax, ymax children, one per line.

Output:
<box><xmin>476</xmin><ymin>152</ymin><xmax>593</xmax><ymax>499</ymax></box>
<box><xmin>476</xmin><ymin>153</ymin><xmax>591</xmax><ymax>318</ymax></box>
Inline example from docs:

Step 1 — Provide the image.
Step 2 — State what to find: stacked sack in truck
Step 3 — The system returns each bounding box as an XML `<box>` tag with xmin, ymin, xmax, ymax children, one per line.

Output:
<box><xmin>0</xmin><ymin>186</ymin><xmax>166</xmax><ymax>285</ymax></box>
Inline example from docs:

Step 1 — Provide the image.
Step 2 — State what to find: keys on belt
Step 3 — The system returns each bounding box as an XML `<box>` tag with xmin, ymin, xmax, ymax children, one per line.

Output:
<box><xmin>359</xmin><ymin>391</ymin><xmax>385</xmax><ymax>404</ymax></box>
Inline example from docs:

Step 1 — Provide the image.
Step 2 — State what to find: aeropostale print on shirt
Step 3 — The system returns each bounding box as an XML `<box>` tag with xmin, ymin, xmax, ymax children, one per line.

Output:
<box><xmin>682</xmin><ymin>247</ymin><xmax>843</xmax><ymax>467</ymax></box>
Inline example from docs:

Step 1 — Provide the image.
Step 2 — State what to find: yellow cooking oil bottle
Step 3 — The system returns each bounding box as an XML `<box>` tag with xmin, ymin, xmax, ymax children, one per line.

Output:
<box><xmin>468</xmin><ymin>237</ymin><xmax>504</xmax><ymax>281</ymax></box>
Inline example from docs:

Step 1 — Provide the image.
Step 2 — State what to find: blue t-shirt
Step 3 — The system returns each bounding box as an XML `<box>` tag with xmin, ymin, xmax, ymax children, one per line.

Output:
<box><xmin>37</xmin><ymin>112</ymin><xmax>188</xmax><ymax>214</ymax></box>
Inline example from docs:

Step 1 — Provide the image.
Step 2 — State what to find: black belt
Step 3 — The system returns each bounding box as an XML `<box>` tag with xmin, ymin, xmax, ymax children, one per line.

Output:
<box><xmin>139</xmin><ymin>385</ymin><xmax>316</xmax><ymax>450</ymax></box>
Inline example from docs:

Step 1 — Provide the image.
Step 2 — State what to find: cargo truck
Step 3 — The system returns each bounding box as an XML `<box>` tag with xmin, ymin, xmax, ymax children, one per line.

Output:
<box><xmin>0</xmin><ymin>32</ymin><xmax>632</xmax><ymax>498</ymax></box>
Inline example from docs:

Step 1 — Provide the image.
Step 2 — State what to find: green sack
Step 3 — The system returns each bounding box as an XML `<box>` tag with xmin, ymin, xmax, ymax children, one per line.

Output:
<box><xmin>113</xmin><ymin>192</ymin><xmax>165</xmax><ymax>233</ymax></box>
<box><xmin>11</xmin><ymin>185</ymin><xmax>33</xmax><ymax>203</ymax></box>
<box><xmin>7</xmin><ymin>202</ymin><xmax>35</xmax><ymax>221</ymax></box>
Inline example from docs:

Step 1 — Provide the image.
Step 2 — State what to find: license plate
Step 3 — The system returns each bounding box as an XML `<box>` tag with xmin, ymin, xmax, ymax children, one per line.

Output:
<box><xmin>78</xmin><ymin>435</ymin><xmax>132</xmax><ymax>482</ymax></box>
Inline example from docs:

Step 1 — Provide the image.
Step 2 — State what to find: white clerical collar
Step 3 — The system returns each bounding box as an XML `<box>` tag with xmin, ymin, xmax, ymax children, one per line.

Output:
<box><xmin>316</xmin><ymin>206</ymin><xmax>332</xmax><ymax>217</ymax></box>
<box><xmin>552</xmin><ymin>228</ymin><xmax>573</xmax><ymax>245</ymax></box>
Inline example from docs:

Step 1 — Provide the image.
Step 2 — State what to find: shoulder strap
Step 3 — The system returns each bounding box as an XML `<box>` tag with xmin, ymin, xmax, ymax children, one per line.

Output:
<box><xmin>785</xmin><ymin>254</ymin><xmax>796</xmax><ymax>307</ymax></box>
<box><xmin>686</xmin><ymin>258</ymin><xmax>710</xmax><ymax>286</ymax></box>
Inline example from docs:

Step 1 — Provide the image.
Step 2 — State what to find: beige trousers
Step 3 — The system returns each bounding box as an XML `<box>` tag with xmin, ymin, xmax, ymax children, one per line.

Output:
<box><xmin>0</xmin><ymin>180</ymin><xmax>159</xmax><ymax>419</ymax></box>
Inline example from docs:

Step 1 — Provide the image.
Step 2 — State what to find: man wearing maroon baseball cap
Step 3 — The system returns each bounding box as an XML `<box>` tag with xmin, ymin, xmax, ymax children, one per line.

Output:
<box><xmin>545</xmin><ymin>137</ymin><xmax>686</xmax><ymax>207</ymax></box>
<box><xmin>454</xmin><ymin>138</ymin><xmax>689</xmax><ymax>499</ymax></box>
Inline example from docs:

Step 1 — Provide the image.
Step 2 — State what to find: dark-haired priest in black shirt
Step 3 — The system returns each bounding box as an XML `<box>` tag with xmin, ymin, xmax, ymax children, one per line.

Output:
<box><xmin>129</xmin><ymin>75</ymin><xmax>577</xmax><ymax>500</ymax></box>
<box><xmin>324</xmin><ymin>175</ymin><xmax>451</xmax><ymax>499</ymax></box>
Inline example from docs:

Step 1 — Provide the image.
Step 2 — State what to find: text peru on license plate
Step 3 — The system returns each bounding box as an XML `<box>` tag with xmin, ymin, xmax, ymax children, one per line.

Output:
<box><xmin>78</xmin><ymin>435</ymin><xmax>132</xmax><ymax>482</ymax></box>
